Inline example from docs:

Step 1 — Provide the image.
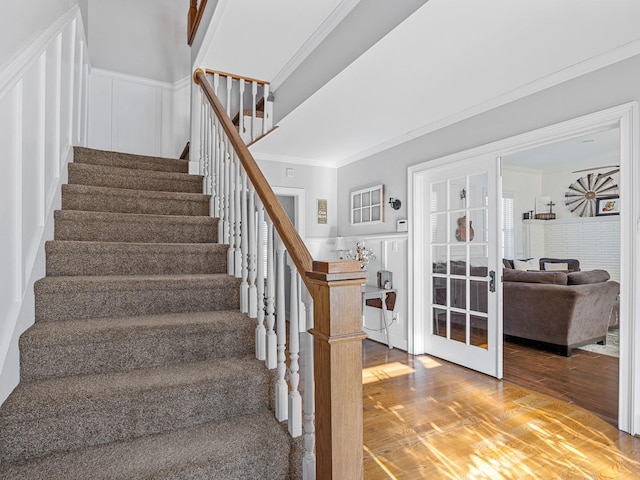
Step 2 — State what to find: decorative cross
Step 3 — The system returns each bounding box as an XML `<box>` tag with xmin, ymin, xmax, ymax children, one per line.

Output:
<box><xmin>547</xmin><ymin>200</ymin><xmax>556</xmax><ymax>214</ymax></box>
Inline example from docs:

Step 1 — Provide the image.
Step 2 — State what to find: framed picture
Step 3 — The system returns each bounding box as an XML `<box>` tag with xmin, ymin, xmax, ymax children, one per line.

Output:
<box><xmin>351</xmin><ymin>184</ymin><xmax>384</xmax><ymax>225</ymax></box>
<box><xmin>535</xmin><ymin>196</ymin><xmax>551</xmax><ymax>214</ymax></box>
<box><xmin>596</xmin><ymin>196</ymin><xmax>620</xmax><ymax>216</ymax></box>
<box><xmin>317</xmin><ymin>199</ymin><xmax>327</xmax><ymax>224</ymax></box>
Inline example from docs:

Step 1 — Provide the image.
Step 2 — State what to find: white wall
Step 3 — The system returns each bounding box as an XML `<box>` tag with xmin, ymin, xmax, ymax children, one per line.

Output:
<box><xmin>87</xmin><ymin>69</ymin><xmax>190</xmax><ymax>158</ymax></box>
<box><xmin>503</xmin><ymin>166</ymin><xmax>542</xmax><ymax>258</ymax></box>
<box><xmin>0</xmin><ymin>7</ymin><xmax>89</xmax><ymax>405</ymax></box>
<box><xmin>87</xmin><ymin>0</ymin><xmax>190</xmax><ymax>84</ymax></box>
<box><xmin>0</xmin><ymin>0</ymin><xmax>76</xmax><ymax>69</ymax></box>
<box><xmin>257</xmin><ymin>158</ymin><xmax>338</xmax><ymax>239</ymax></box>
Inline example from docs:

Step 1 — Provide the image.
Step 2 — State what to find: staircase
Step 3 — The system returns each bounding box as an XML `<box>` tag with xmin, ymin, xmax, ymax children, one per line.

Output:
<box><xmin>0</xmin><ymin>147</ymin><xmax>291</xmax><ymax>479</ymax></box>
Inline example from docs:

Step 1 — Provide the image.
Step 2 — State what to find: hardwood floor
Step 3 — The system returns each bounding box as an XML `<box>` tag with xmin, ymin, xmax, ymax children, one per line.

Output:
<box><xmin>503</xmin><ymin>338</ymin><xmax>619</xmax><ymax>426</ymax></box>
<box><xmin>362</xmin><ymin>340</ymin><xmax>640</xmax><ymax>479</ymax></box>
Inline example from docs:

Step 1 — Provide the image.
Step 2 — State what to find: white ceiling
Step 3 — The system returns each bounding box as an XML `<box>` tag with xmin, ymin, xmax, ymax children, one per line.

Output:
<box><xmin>87</xmin><ymin>0</ymin><xmax>640</xmax><ymax>164</ymax></box>
<box><xmin>504</xmin><ymin>128</ymin><xmax>620</xmax><ymax>172</ymax></box>
<box><xmin>241</xmin><ymin>0</ymin><xmax>640</xmax><ymax>167</ymax></box>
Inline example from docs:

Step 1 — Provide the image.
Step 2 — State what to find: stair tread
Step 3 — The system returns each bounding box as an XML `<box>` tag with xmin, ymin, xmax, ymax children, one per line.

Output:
<box><xmin>0</xmin><ymin>412</ymin><xmax>288</xmax><ymax>480</ymax></box>
<box><xmin>1</xmin><ymin>355</ymin><xmax>264</xmax><ymax>420</ymax></box>
<box><xmin>62</xmin><ymin>183</ymin><xmax>211</xmax><ymax>202</ymax></box>
<box><xmin>35</xmin><ymin>273</ymin><xmax>237</xmax><ymax>292</ymax></box>
<box><xmin>55</xmin><ymin>209</ymin><xmax>216</xmax><ymax>224</ymax></box>
<box><xmin>21</xmin><ymin>310</ymin><xmax>251</xmax><ymax>346</ymax></box>
<box><xmin>73</xmin><ymin>146</ymin><xmax>189</xmax><ymax>173</ymax></box>
<box><xmin>68</xmin><ymin>161</ymin><xmax>201</xmax><ymax>182</ymax></box>
<box><xmin>46</xmin><ymin>240</ymin><xmax>226</xmax><ymax>253</ymax></box>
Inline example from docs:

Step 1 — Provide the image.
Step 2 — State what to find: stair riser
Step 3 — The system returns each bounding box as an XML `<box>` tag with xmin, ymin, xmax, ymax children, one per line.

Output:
<box><xmin>20</xmin><ymin>319</ymin><xmax>254</xmax><ymax>380</ymax></box>
<box><xmin>74</xmin><ymin>147</ymin><xmax>189</xmax><ymax>173</ymax></box>
<box><xmin>0</xmin><ymin>413</ymin><xmax>290</xmax><ymax>480</ymax></box>
<box><xmin>35</xmin><ymin>281</ymin><xmax>240</xmax><ymax>322</ymax></box>
<box><xmin>54</xmin><ymin>216</ymin><xmax>218</xmax><ymax>243</ymax></box>
<box><xmin>68</xmin><ymin>165</ymin><xmax>203</xmax><ymax>193</ymax></box>
<box><xmin>0</xmin><ymin>373</ymin><xmax>269</xmax><ymax>464</ymax></box>
<box><xmin>46</xmin><ymin>243</ymin><xmax>227</xmax><ymax>276</ymax></box>
<box><xmin>62</xmin><ymin>189</ymin><xmax>210</xmax><ymax>217</ymax></box>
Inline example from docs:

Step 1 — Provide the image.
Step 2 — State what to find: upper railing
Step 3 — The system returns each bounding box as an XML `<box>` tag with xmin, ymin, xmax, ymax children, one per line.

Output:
<box><xmin>193</xmin><ymin>68</ymin><xmax>367</xmax><ymax>479</ymax></box>
<box><xmin>187</xmin><ymin>0</ymin><xmax>208</xmax><ymax>45</ymax></box>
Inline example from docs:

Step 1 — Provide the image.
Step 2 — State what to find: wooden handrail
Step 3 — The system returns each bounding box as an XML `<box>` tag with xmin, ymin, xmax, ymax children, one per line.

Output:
<box><xmin>194</xmin><ymin>68</ymin><xmax>366</xmax><ymax>479</ymax></box>
<box><xmin>187</xmin><ymin>0</ymin><xmax>208</xmax><ymax>46</ymax></box>
<box><xmin>205</xmin><ymin>69</ymin><xmax>270</xmax><ymax>86</ymax></box>
<box><xmin>194</xmin><ymin>69</ymin><xmax>315</xmax><ymax>286</ymax></box>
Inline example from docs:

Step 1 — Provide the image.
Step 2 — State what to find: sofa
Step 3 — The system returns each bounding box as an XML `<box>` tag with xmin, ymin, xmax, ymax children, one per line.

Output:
<box><xmin>502</xmin><ymin>268</ymin><xmax>619</xmax><ymax>356</ymax></box>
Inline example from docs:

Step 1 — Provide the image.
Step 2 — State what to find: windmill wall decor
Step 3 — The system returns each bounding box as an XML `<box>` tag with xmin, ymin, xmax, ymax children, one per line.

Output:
<box><xmin>564</xmin><ymin>165</ymin><xmax>619</xmax><ymax>217</ymax></box>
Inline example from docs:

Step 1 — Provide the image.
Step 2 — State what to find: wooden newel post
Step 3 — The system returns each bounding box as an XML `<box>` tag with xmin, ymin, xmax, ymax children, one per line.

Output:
<box><xmin>307</xmin><ymin>260</ymin><xmax>367</xmax><ymax>480</ymax></box>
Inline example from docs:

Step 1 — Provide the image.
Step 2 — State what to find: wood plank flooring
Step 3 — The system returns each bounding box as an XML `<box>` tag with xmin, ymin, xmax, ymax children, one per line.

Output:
<box><xmin>503</xmin><ymin>338</ymin><xmax>619</xmax><ymax>426</ymax></box>
<box><xmin>362</xmin><ymin>340</ymin><xmax>640</xmax><ymax>479</ymax></box>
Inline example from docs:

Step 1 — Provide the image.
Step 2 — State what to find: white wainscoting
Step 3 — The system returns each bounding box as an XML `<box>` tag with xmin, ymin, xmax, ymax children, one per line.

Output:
<box><xmin>87</xmin><ymin>69</ymin><xmax>190</xmax><ymax>159</ymax></box>
<box><xmin>523</xmin><ymin>217</ymin><xmax>620</xmax><ymax>281</ymax></box>
<box><xmin>338</xmin><ymin>234</ymin><xmax>409</xmax><ymax>351</ymax></box>
<box><xmin>0</xmin><ymin>6</ymin><xmax>89</xmax><ymax>405</ymax></box>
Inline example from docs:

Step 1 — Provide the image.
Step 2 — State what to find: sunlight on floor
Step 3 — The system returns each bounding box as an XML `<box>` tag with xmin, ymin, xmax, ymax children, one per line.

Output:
<box><xmin>363</xmin><ymin>362</ymin><xmax>416</xmax><ymax>384</ymax></box>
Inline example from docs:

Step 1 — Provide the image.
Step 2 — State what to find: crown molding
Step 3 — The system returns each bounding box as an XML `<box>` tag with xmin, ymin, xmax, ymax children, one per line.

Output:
<box><xmin>270</xmin><ymin>0</ymin><xmax>360</xmax><ymax>90</ymax></box>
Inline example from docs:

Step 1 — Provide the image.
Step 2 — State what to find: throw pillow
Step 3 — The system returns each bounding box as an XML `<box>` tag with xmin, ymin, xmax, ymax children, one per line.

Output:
<box><xmin>544</xmin><ymin>262</ymin><xmax>568</xmax><ymax>271</ymax></box>
<box><xmin>513</xmin><ymin>258</ymin><xmax>539</xmax><ymax>271</ymax></box>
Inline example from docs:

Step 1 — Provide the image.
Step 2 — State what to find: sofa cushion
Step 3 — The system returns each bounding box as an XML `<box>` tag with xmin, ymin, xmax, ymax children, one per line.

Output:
<box><xmin>503</xmin><ymin>269</ymin><xmax>568</xmax><ymax>285</ymax></box>
<box><xmin>567</xmin><ymin>269</ymin><xmax>611</xmax><ymax>285</ymax></box>
<box><xmin>513</xmin><ymin>258</ymin><xmax>539</xmax><ymax>271</ymax></box>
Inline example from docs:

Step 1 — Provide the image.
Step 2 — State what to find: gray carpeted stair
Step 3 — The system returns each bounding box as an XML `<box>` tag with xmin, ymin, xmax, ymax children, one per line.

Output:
<box><xmin>19</xmin><ymin>311</ymin><xmax>255</xmax><ymax>381</ymax></box>
<box><xmin>0</xmin><ymin>146</ymin><xmax>291</xmax><ymax>479</ymax></box>
<box><xmin>68</xmin><ymin>162</ymin><xmax>204</xmax><ymax>193</ymax></box>
<box><xmin>0</xmin><ymin>412</ymin><xmax>289</xmax><ymax>480</ymax></box>
<box><xmin>35</xmin><ymin>274</ymin><xmax>241</xmax><ymax>321</ymax></box>
<box><xmin>45</xmin><ymin>241</ymin><xmax>228</xmax><ymax>276</ymax></box>
<box><xmin>62</xmin><ymin>184</ymin><xmax>211</xmax><ymax>216</ymax></box>
<box><xmin>73</xmin><ymin>146</ymin><xmax>190</xmax><ymax>173</ymax></box>
<box><xmin>54</xmin><ymin>210</ymin><xmax>218</xmax><ymax>243</ymax></box>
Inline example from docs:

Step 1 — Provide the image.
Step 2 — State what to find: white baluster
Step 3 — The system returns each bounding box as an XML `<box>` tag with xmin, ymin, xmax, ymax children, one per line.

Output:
<box><xmin>302</xmin><ymin>286</ymin><xmax>316</xmax><ymax>480</ymax></box>
<box><xmin>217</xmin><ymin>122</ymin><xmax>226</xmax><ymax>243</ymax></box>
<box><xmin>288</xmin><ymin>259</ymin><xmax>302</xmax><ymax>437</ymax></box>
<box><xmin>227</xmin><ymin>150</ymin><xmax>235</xmax><ymax>273</ymax></box>
<box><xmin>212</xmin><ymin>73</ymin><xmax>221</xmax><ymax>217</ymax></box>
<box><xmin>225</xmin><ymin>73</ymin><xmax>232</xmax><ymax>115</ymax></box>
<box><xmin>204</xmin><ymin>109</ymin><xmax>214</xmax><ymax>195</ymax></box>
<box><xmin>275</xmin><ymin>236</ymin><xmax>288</xmax><ymax>422</ymax></box>
<box><xmin>199</xmin><ymin>97</ymin><xmax>205</xmax><ymax>176</ymax></box>
<box><xmin>201</xmin><ymin>100</ymin><xmax>208</xmax><ymax>192</ymax></box>
<box><xmin>265</xmin><ymin>218</ymin><xmax>276</xmax><ymax>369</ymax></box>
<box><xmin>255</xmin><ymin>200</ymin><xmax>266</xmax><ymax>360</ymax></box>
<box><xmin>248</xmin><ymin>186</ymin><xmax>257</xmax><ymax>318</ymax></box>
<box><xmin>238</xmin><ymin>78</ymin><xmax>245</xmax><ymax>142</ymax></box>
<box><xmin>262</xmin><ymin>83</ymin><xmax>270</xmax><ymax>136</ymax></box>
<box><xmin>240</xmin><ymin>171</ymin><xmax>249</xmax><ymax>312</ymax></box>
<box><xmin>251</xmin><ymin>81</ymin><xmax>258</xmax><ymax>143</ymax></box>
<box><xmin>234</xmin><ymin>159</ymin><xmax>242</xmax><ymax>277</ymax></box>
<box><xmin>223</xmin><ymin>138</ymin><xmax>231</xmax><ymax>246</ymax></box>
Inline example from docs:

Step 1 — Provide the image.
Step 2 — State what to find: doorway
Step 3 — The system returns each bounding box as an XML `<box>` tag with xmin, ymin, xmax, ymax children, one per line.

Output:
<box><xmin>501</xmin><ymin>128</ymin><xmax>621</xmax><ymax>425</ymax></box>
<box><xmin>409</xmin><ymin>103</ymin><xmax>638</xmax><ymax>433</ymax></box>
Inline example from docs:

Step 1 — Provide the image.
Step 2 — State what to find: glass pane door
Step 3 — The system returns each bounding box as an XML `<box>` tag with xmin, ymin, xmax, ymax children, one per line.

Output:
<box><xmin>422</xmin><ymin>154</ymin><xmax>501</xmax><ymax>377</ymax></box>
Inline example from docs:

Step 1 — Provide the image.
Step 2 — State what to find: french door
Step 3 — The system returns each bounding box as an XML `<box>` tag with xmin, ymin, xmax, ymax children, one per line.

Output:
<box><xmin>416</xmin><ymin>153</ymin><xmax>502</xmax><ymax>378</ymax></box>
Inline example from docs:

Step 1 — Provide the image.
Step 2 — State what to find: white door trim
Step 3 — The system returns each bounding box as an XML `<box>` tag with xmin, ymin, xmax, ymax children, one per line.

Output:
<box><xmin>273</xmin><ymin>186</ymin><xmax>306</xmax><ymax>240</ymax></box>
<box><xmin>408</xmin><ymin>102</ymin><xmax>639</xmax><ymax>434</ymax></box>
